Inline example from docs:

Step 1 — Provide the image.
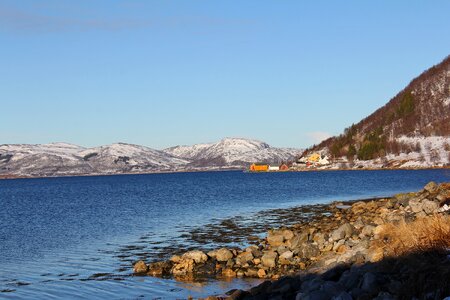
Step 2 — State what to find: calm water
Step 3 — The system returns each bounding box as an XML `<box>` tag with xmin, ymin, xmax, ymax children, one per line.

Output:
<box><xmin>1</xmin><ymin>169</ymin><xmax>449</xmax><ymax>299</ymax></box>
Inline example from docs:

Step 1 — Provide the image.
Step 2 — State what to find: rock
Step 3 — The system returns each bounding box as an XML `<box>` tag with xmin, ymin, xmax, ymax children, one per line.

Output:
<box><xmin>373</xmin><ymin>224</ymin><xmax>388</xmax><ymax>238</ymax></box>
<box><xmin>331</xmin><ymin>223</ymin><xmax>354</xmax><ymax>241</ymax></box>
<box><xmin>409</xmin><ymin>197</ymin><xmax>424</xmax><ymax>213</ymax></box>
<box><xmin>331</xmin><ymin>291</ymin><xmax>353</xmax><ymax>300</ymax></box>
<box><xmin>261</xmin><ymin>251</ymin><xmax>278</xmax><ymax>268</ymax></box>
<box><xmin>170</xmin><ymin>255</ymin><xmax>181</xmax><ymax>263</ymax></box>
<box><xmin>298</xmin><ymin>243</ymin><xmax>320</xmax><ymax>259</ymax></box>
<box><xmin>333</xmin><ymin>240</ymin><xmax>345</xmax><ymax>252</ymax></box>
<box><xmin>422</xmin><ymin>199</ymin><xmax>439</xmax><ymax>214</ymax></box>
<box><xmin>301</xmin><ymin>277</ymin><xmax>324</xmax><ymax>293</ymax></box>
<box><xmin>257</xmin><ymin>269</ymin><xmax>266</xmax><ymax>278</ymax></box>
<box><xmin>221</xmin><ymin>268</ymin><xmax>237</xmax><ymax>277</ymax></box>
<box><xmin>424</xmin><ymin>181</ymin><xmax>438</xmax><ymax>193</ymax></box>
<box><xmin>214</xmin><ymin>248</ymin><xmax>234</xmax><ymax>262</ymax></box>
<box><xmin>287</xmin><ymin>231</ymin><xmax>309</xmax><ymax>249</ymax></box>
<box><xmin>171</xmin><ymin>258</ymin><xmax>195</xmax><ymax>276</ymax></box>
<box><xmin>361</xmin><ymin>225</ymin><xmax>375</xmax><ymax>237</ymax></box>
<box><xmin>267</xmin><ymin>230</ymin><xmax>285</xmax><ymax>247</ymax></box>
<box><xmin>360</xmin><ymin>272</ymin><xmax>379</xmax><ymax>295</ymax></box>
<box><xmin>148</xmin><ymin>261</ymin><xmax>172</xmax><ymax>276</ymax></box>
<box><xmin>133</xmin><ymin>260</ymin><xmax>148</xmax><ymax>273</ymax></box>
<box><xmin>182</xmin><ymin>250</ymin><xmax>208</xmax><ymax>264</ymax></box>
<box><xmin>236</xmin><ymin>251</ymin><xmax>254</xmax><ymax>265</ymax></box>
<box><xmin>283</xmin><ymin>229</ymin><xmax>295</xmax><ymax>240</ymax></box>
<box><xmin>244</xmin><ymin>268</ymin><xmax>259</xmax><ymax>277</ymax></box>
<box><xmin>280</xmin><ymin>250</ymin><xmax>294</xmax><ymax>260</ymax></box>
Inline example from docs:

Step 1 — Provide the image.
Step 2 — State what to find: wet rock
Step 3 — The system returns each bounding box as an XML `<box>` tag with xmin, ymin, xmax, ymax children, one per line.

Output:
<box><xmin>261</xmin><ymin>251</ymin><xmax>278</xmax><ymax>268</ymax></box>
<box><xmin>183</xmin><ymin>250</ymin><xmax>208</xmax><ymax>264</ymax></box>
<box><xmin>172</xmin><ymin>258</ymin><xmax>195</xmax><ymax>276</ymax></box>
<box><xmin>133</xmin><ymin>260</ymin><xmax>148</xmax><ymax>273</ymax></box>
<box><xmin>147</xmin><ymin>261</ymin><xmax>172</xmax><ymax>276</ymax></box>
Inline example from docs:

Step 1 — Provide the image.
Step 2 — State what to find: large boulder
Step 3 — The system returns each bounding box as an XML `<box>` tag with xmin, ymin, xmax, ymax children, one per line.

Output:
<box><xmin>148</xmin><ymin>261</ymin><xmax>172</xmax><ymax>276</ymax></box>
<box><xmin>422</xmin><ymin>200</ymin><xmax>439</xmax><ymax>215</ymax></box>
<box><xmin>182</xmin><ymin>250</ymin><xmax>208</xmax><ymax>264</ymax></box>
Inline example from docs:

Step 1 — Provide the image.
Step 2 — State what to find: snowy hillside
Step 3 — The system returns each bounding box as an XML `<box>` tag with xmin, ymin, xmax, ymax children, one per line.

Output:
<box><xmin>164</xmin><ymin>137</ymin><xmax>301</xmax><ymax>167</ymax></box>
<box><xmin>0</xmin><ymin>138</ymin><xmax>302</xmax><ymax>177</ymax></box>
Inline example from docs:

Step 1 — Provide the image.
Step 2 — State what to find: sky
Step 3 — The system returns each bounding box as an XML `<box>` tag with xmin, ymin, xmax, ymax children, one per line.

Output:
<box><xmin>1</xmin><ymin>1</ymin><xmax>449</xmax><ymax>149</ymax></box>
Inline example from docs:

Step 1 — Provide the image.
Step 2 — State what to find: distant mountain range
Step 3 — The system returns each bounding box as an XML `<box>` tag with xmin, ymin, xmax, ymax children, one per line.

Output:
<box><xmin>0</xmin><ymin>138</ymin><xmax>301</xmax><ymax>178</ymax></box>
<box><xmin>304</xmin><ymin>55</ymin><xmax>450</xmax><ymax>169</ymax></box>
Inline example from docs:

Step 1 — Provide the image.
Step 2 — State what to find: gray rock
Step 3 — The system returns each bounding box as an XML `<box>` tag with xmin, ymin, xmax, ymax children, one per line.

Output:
<box><xmin>331</xmin><ymin>223</ymin><xmax>354</xmax><ymax>241</ymax></box>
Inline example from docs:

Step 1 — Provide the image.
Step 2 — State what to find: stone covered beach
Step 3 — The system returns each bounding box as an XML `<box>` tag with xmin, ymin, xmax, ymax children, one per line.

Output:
<box><xmin>134</xmin><ymin>182</ymin><xmax>450</xmax><ymax>299</ymax></box>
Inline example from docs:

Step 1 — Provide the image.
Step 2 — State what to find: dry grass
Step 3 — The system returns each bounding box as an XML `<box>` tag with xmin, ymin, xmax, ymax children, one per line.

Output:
<box><xmin>379</xmin><ymin>214</ymin><xmax>450</xmax><ymax>256</ymax></box>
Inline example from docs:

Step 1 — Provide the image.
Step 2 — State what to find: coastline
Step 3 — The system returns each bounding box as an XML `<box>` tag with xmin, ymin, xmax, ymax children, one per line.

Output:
<box><xmin>133</xmin><ymin>182</ymin><xmax>450</xmax><ymax>299</ymax></box>
<box><xmin>1</xmin><ymin>165</ymin><xmax>449</xmax><ymax>180</ymax></box>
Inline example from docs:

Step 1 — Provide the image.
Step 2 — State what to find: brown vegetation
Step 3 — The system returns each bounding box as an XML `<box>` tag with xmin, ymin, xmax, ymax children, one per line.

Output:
<box><xmin>309</xmin><ymin>55</ymin><xmax>450</xmax><ymax>160</ymax></box>
<box><xmin>379</xmin><ymin>215</ymin><xmax>450</xmax><ymax>257</ymax></box>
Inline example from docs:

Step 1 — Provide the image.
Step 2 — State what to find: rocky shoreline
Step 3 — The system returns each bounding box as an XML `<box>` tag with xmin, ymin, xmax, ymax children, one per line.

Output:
<box><xmin>134</xmin><ymin>182</ymin><xmax>450</xmax><ymax>299</ymax></box>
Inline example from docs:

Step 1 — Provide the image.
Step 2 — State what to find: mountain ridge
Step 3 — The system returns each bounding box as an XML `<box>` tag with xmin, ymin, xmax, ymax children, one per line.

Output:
<box><xmin>0</xmin><ymin>138</ymin><xmax>301</xmax><ymax>177</ymax></box>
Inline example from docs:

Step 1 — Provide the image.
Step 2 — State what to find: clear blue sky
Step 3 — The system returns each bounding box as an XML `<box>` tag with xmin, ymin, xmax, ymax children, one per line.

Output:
<box><xmin>1</xmin><ymin>1</ymin><xmax>449</xmax><ymax>149</ymax></box>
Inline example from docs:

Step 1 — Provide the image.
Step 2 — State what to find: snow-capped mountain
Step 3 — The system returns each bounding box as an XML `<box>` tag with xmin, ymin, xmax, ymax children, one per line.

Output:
<box><xmin>164</xmin><ymin>137</ymin><xmax>300</xmax><ymax>167</ymax></box>
<box><xmin>0</xmin><ymin>142</ymin><xmax>189</xmax><ymax>177</ymax></box>
<box><xmin>0</xmin><ymin>138</ymin><xmax>302</xmax><ymax>178</ymax></box>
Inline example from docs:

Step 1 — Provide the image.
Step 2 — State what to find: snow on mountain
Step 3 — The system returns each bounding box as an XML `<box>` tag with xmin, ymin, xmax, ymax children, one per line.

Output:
<box><xmin>164</xmin><ymin>137</ymin><xmax>301</xmax><ymax>167</ymax></box>
<box><xmin>79</xmin><ymin>143</ymin><xmax>189</xmax><ymax>173</ymax></box>
<box><xmin>0</xmin><ymin>138</ymin><xmax>301</xmax><ymax>177</ymax></box>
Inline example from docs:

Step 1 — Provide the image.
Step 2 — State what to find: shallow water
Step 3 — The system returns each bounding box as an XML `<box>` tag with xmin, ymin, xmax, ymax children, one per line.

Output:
<box><xmin>1</xmin><ymin>169</ymin><xmax>449</xmax><ymax>298</ymax></box>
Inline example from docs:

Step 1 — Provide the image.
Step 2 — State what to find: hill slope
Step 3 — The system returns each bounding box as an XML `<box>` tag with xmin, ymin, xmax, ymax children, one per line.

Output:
<box><xmin>305</xmin><ymin>55</ymin><xmax>450</xmax><ymax>169</ymax></box>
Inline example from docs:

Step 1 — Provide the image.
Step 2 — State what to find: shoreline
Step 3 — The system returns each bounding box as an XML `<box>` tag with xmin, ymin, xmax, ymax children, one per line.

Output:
<box><xmin>1</xmin><ymin>166</ymin><xmax>449</xmax><ymax>181</ymax></box>
<box><xmin>133</xmin><ymin>182</ymin><xmax>450</xmax><ymax>299</ymax></box>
